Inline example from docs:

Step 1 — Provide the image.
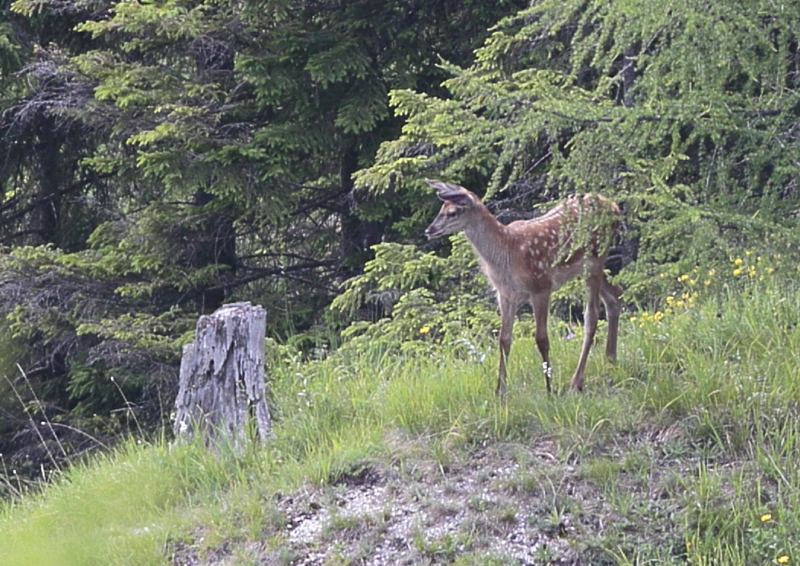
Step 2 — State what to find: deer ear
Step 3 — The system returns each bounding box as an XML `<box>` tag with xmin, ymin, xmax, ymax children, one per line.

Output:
<box><xmin>424</xmin><ymin>179</ymin><xmax>474</xmax><ymax>206</ymax></box>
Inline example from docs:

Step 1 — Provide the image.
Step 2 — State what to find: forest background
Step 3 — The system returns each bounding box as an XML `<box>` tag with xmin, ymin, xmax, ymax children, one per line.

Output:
<box><xmin>0</xmin><ymin>0</ymin><xmax>799</xmax><ymax>495</ymax></box>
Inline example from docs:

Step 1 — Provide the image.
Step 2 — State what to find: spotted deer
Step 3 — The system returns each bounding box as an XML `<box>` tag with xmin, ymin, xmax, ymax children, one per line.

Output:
<box><xmin>424</xmin><ymin>180</ymin><xmax>622</xmax><ymax>394</ymax></box>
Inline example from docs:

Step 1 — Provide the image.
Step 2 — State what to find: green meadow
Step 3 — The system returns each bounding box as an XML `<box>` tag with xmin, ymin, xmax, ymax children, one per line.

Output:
<box><xmin>3</xmin><ymin>255</ymin><xmax>800</xmax><ymax>565</ymax></box>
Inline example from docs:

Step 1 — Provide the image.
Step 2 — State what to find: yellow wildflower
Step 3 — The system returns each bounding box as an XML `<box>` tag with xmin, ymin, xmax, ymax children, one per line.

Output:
<box><xmin>629</xmin><ymin>316</ymin><xmax>637</xmax><ymax>323</ymax></box>
<box><xmin>778</xmin><ymin>556</ymin><xmax>789</xmax><ymax>564</ymax></box>
<box><xmin>767</xmin><ymin>267</ymin><xmax>775</xmax><ymax>274</ymax></box>
<box><xmin>707</xmin><ymin>269</ymin><xmax>716</xmax><ymax>277</ymax></box>
<box><xmin>665</xmin><ymin>295</ymin><xmax>675</xmax><ymax>305</ymax></box>
<box><xmin>676</xmin><ymin>300</ymin><xmax>685</xmax><ymax>307</ymax></box>
<box><xmin>679</xmin><ymin>274</ymin><xmax>689</xmax><ymax>281</ymax></box>
<box><xmin>734</xmin><ymin>258</ymin><xmax>743</xmax><ymax>266</ymax></box>
<box><xmin>419</xmin><ymin>325</ymin><xmax>431</xmax><ymax>334</ymax></box>
<box><xmin>748</xmin><ymin>266</ymin><xmax>756</xmax><ymax>277</ymax></box>
<box><xmin>745</xmin><ymin>249</ymin><xmax>753</xmax><ymax>256</ymax></box>
<box><xmin>733</xmin><ymin>268</ymin><xmax>742</xmax><ymax>276</ymax></box>
<box><xmin>654</xmin><ymin>311</ymin><xmax>664</xmax><ymax>321</ymax></box>
<box><xmin>761</xmin><ymin>513</ymin><xmax>772</xmax><ymax>522</ymax></box>
<box><xmin>704</xmin><ymin>279</ymin><xmax>711</xmax><ymax>286</ymax></box>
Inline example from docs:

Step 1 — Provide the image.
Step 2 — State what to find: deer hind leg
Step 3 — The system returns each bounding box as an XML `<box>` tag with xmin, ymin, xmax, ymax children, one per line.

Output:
<box><xmin>600</xmin><ymin>277</ymin><xmax>623</xmax><ymax>362</ymax></box>
<box><xmin>496</xmin><ymin>295</ymin><xmax>516</xmax><ymax>397</ymax></box>
<box><xmin>571</xmin><ymin>269</ymin><xmax>602</xmax><ymax>392</ymax></box>
<box><xmin>531</xmin><ymin>291</ymin><xmax>552</xmax><ymax>394</ymax></box>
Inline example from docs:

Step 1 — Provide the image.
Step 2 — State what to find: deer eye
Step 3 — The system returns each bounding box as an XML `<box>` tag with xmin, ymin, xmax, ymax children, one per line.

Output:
<box><xmin>445</xmin><ymin>209</ymin><xmax>458</xmax><ymax>218</ymax></box>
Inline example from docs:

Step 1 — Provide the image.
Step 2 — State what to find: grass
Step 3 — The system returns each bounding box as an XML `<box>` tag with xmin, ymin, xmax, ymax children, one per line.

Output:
<box><xmin>2</xmin><ymin>262</ymin><xmax>800</xmax><ymax>565</ymax></box>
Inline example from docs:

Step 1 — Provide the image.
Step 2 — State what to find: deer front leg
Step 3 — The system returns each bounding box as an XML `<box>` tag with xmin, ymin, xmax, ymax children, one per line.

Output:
<box><xmin>571</xmin><ymin>274</ymin><xmax>601</xmax><ymax>392</ymax></box>
<box><xmin>531</xmin><ymin>291</ymin><xmax>552</xmax><ymax>394</ymax></box>
<box><xmin>496</xmin><ymin>295</ymin><xmax>516</xmax><ymax>397</ymax></box>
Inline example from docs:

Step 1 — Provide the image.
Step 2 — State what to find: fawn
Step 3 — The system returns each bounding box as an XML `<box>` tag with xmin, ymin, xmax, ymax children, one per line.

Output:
<box><xmin>424</xmin><ymin>180</ymin><xmax>622</xmax><ymax>394</ymax></box>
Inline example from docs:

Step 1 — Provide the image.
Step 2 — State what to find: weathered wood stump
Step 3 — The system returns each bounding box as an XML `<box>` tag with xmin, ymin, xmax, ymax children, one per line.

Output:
<box><xmin>173</xmin><ymin>302</ymin><xmax>271</xmax><ymax>449</ymax></box>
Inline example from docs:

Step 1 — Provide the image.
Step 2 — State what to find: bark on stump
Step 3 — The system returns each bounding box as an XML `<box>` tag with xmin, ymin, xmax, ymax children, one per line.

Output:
<box><xmin>173</xmin><ymin>302</ymin><xmax>270</xmax><ymax>450</ymax></box>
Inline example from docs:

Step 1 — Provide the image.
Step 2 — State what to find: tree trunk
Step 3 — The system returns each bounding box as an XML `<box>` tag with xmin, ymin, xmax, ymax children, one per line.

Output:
<box><xmin>189</xmin><ymin>187</ymin><xmax>237</xmax><ymax>313</ymax></box>
<box><xmin>621</xmin><ymin>44</ymin><xmax>637</xmax><ymax>109</ymax></box>
<box><xmin>173</xmin><ymin>302</ymin><xmax>270</xmax><ymax>450</ymax></box>
<box><xmin>32</xmin><ymin>115</ymin><xmax>63</xmax><ymax>245</ymax></box>
<box><xmin>338</xmin><ymin>138</ymin><xmax>383</xmax><ymax>275</ymax></box>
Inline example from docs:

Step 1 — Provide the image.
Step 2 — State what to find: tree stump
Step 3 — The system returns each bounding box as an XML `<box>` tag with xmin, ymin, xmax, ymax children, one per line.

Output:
<box><xmin>173</xmin><ymin>302</ymin><xmax>271</xmax><ymax>450</ymax></box>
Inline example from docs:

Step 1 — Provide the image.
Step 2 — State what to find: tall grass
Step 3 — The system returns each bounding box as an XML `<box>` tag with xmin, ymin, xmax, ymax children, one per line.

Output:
<box><xmin>1</xmin><ymin>261</ymin><xmax>799</xmax><ymax>564</ymax></box>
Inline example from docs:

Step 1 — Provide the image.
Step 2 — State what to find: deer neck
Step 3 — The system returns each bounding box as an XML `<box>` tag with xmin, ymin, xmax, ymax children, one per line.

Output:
<box><xmin>462</xmin><ymin>207</ymin><xmax>513</xmax><ymax>276</ymax></box>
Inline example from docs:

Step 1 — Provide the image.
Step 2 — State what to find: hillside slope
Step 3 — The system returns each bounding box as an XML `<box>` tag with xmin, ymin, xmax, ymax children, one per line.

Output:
<box><xmin>3</xmin><ymin>267</ymin><xmax>800</xmax><ymax>565</ymax></box>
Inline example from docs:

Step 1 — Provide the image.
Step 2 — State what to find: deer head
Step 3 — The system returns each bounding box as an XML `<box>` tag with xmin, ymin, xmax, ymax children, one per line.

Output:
<box><xmin>424</xmin><ymin>179</ymin><xmax>481</xmax><ymax>239</ymax></box>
